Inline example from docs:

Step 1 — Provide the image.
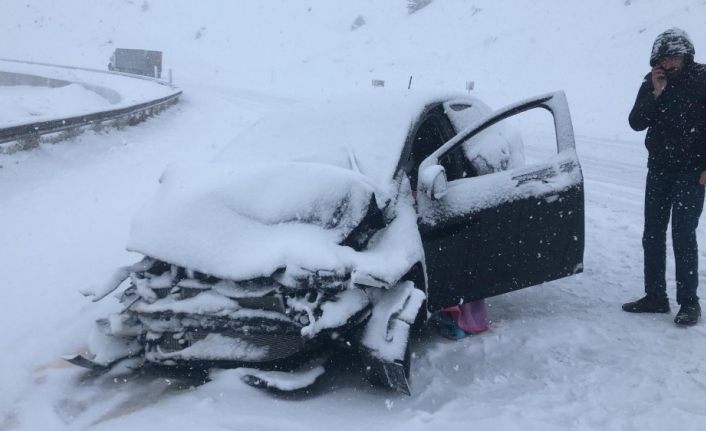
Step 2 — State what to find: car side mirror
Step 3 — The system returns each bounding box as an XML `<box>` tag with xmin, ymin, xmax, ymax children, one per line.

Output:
<box><xmin>419</xmin><ymin>165</ymin><xmax>448</xmax><ymax>200</ymax></box>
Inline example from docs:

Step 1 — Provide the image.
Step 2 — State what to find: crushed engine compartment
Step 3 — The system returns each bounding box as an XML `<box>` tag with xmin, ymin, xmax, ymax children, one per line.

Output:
<box><xmin>70</xmin><ymin>257</ymin><xmax>425</xmax><ymax>395</ymax></box>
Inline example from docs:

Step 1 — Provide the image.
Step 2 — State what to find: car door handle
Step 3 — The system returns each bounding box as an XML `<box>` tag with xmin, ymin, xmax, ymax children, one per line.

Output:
<box><xmin>511</xmin><ymin>166</ymin><xmax>556</xmax><ymax>186</ymax></box>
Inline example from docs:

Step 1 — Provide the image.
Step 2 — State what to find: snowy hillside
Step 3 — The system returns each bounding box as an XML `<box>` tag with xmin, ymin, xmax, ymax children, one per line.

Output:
<box><xmin>4</xmin><ymin>0</ymin><xmax>706</xmax><ymax>138</ymax></box>
<box><xmin>2</xmin><ymin>1</ymin><xmax>706</xmax><ymax>430</ymax></box>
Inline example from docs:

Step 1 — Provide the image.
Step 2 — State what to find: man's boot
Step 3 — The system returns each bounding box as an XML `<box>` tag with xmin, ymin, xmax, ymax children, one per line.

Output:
<box><xmin>622</xmin><ymin>295</ymin><xmax>670</xmax><ymax>313</ymax></box>
<box><xmin>674</xmin><ymin>302</ymin><xmax>701</xmax><ymax>326</ymax></box>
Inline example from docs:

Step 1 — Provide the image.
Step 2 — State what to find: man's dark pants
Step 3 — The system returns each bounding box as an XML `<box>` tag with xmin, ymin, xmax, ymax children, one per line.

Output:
<box><xmin>643</xmin><ymin>170</ymin><xmax>705</xmax><ymax>304</ymax></box>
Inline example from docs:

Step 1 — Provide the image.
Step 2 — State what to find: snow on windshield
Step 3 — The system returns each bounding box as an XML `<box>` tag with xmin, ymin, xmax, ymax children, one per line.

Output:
<box><xmin>216</xmin><ymin>90</ymin><xmax>472</xmax><ymax>187</ymax></box>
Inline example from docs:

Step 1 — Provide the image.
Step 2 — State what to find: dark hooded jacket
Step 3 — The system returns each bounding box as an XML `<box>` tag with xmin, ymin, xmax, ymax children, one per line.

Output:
<box><xmin>629</xmin><ymin>30</ymin><xmax>706</xmax><ymax>173</ymax></box>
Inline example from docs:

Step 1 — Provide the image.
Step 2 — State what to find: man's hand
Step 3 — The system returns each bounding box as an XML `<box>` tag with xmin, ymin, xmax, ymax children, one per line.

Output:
<box><xmin>651</xmin><ymin>66</ymin><xmax>667</xmax><ymax>98</ymax></box>
<box><xmin>699</xmin><ymin>171</ymin><xmax>706</xmax><ymax>186</ymax></box>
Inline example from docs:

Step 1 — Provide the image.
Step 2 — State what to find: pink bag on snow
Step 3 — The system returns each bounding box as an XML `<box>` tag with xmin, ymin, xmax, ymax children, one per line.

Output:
<box><xmin>441</xmin><ymin>300</ymin><xmax>489</xmax><ymax>334</ymax></box>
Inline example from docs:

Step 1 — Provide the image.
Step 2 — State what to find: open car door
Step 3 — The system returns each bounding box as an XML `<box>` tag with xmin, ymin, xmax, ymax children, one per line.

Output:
<box><xmin>417</xmin><ymin>92</ymin><xmax>584</xmax><ymax>310</ymax></box>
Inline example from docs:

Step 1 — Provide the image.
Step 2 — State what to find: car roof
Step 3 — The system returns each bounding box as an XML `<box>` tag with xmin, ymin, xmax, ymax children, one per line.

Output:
<box><xmin>215</xmin><ymin>90</ymin><xmax>479</xmax><ymax>187</ymax></box>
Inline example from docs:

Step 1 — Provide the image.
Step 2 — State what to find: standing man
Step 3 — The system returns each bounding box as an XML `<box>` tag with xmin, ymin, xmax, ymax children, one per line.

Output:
<box><xmin>623</xmin><ymin>28</ymin><xmax>706</xmax><ymax>326</ymax></box>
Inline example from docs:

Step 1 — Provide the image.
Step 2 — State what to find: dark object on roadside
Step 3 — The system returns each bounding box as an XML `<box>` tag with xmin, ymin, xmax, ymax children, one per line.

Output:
<box><xmin>674</xmin><ymin>302</ymin><xmax>701</xmax><ymax>326</ymax></box>
<box><xmin>407</xmin><ymin>0</ymin><xmax>432</xmax><ymax>14</ymax></box>
<box><xmin>622</xmin><ymin>295</ymin><xmax>671</xmax><ymax>313</ymax></box>
<box><xmin>109</xmin><ymin>48</ymin><xmax>163</xmax><ymax>78</ymax></box>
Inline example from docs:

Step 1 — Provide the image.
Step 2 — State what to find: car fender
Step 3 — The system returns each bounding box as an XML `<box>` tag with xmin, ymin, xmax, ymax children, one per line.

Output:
<box><xmin>359</xmin><ymin>280</ymin><xmax>425</xmax><ymax>363</ymax></box>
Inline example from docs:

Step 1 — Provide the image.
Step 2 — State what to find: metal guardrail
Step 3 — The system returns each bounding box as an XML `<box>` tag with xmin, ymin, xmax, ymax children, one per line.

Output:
<box><xmin>0</xmin><ymin>92</ymin><xmax>182</xmax><ymax>145</ymax></box>
<box><xmin>0</xmin><ymin>58</ymin><xmax>174</xmax><ymax>86</ymax></box>
<box><xmin>0</xmin><ymin>59</ymin><xmax>182</xmax><ymax>153</ymax></box>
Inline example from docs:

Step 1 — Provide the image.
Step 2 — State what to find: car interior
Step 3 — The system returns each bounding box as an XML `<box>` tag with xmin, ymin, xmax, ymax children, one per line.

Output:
<box><xmin>405</xmin><ymin>105</ymin><xmax>475</xmax><ymax>191</ymax></box>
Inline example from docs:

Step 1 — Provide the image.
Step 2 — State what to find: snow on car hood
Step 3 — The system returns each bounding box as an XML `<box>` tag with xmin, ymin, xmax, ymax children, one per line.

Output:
<box><xmin>127</xmin><ymin>161</ymin><xmax>393</xmax><ymax>281</ymax></box>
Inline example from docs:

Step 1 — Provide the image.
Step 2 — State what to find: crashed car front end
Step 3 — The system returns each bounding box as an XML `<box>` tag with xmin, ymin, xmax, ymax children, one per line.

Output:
<box><xmin>80</xmin><ymin>263</ymin><xmax>424</xmax><ymax>394</ymax></box>
<box><xmin>100</xmin><ymin>262</ymin><xmax>371</xmax><ymax>366</ymax></box>
<box><xmin>71</xmin><ymin>165</ymin><xmax>427</xmax><ymax>393</ymax></box>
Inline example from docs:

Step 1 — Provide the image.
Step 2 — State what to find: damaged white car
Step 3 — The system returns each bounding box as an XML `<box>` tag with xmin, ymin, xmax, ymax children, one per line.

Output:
<box><xmin>67</xmin><ymin>90</ymin><xmax>584</xmax><ymax>395</ymax></box>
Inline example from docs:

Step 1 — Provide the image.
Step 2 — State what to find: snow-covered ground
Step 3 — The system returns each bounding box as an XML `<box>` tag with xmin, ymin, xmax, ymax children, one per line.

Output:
<box><xmin>2</xmin><ymin>1</ymin><xmax>706</xmax><ymax>430</ymax></box>
<box><xmin>0</xmin><ymin>83</ymin><xmax>111</xmax><ymax>127</ymax></box>
<box><xmin>0</xmin><ymin>59</ymin><xmax>180</xmax><ymax>129</ymax></box>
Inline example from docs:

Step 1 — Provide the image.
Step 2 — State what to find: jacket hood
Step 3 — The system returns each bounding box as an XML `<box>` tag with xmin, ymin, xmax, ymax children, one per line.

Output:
<box><xmin>650</xmin><ymin>28</ymin><xmax>695</xmax><ymax>67</ymax></box>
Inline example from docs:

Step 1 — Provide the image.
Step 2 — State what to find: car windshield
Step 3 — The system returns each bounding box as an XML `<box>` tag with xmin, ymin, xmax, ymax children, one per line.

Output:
<box><xmin>214</xmin><ymin>91</ymin><xmax>470</xmax><ymax>187</ymax></box>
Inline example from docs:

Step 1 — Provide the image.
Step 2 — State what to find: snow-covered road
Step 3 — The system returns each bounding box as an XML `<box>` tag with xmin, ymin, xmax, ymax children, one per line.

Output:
<box><xmin>2</xmin><ymin>79</ymin><xmax>706</xmax><ymax>431</ymax></box>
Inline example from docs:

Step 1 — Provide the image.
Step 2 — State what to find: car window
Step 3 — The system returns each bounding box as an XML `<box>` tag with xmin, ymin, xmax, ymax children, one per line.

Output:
<box><xmin>458</xmin><ymin>122</ymin><xmax>525</xmax><ymax>178</ymax></box>
<box><xmin>407</xmin><ymin>111</ymin><xmax>455</xmax><ymax>189</ymax></box>
<box><xmin>445</xmin><ymin>108</ymin><xmax>561</xmax><ymax>185</ymax></box>
<box><xmin>438</xmin><ymin>145</ymin><xmax>469</xmax><ymax>181</ymax></box>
